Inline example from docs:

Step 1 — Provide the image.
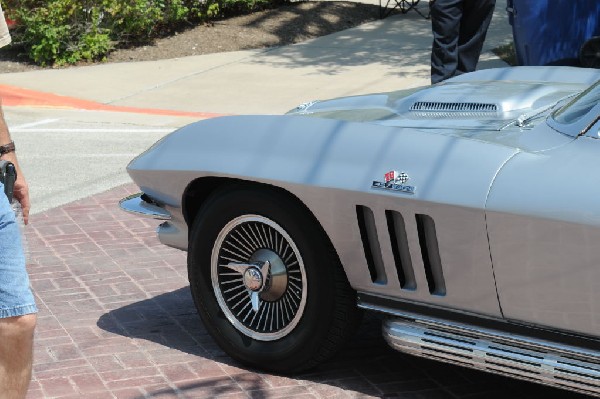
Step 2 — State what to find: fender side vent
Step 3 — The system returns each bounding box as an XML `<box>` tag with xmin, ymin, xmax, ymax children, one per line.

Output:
<box><xmin>385</xmin><ymin>210</ymin><xmax>416</xmax><ymax>290</ymax></box>
<box><xmin>356</xmin><ymin>206</ymin><xmax>387</xmax><ymax>284</ymax></box>
<box><xmin>416</xmin><ymin>214</ymin><xmax>446</xmax><ymax>296</ymax></box>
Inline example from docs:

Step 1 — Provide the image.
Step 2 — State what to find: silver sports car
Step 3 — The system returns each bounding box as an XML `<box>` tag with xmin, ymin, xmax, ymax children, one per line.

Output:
<box><xmin>120</xmin><ymin>66</ymin><xmax>600</xmax><ymax>397</ymax></box>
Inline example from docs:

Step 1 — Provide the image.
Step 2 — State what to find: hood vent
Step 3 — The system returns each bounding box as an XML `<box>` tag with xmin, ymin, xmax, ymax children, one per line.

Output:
<box><xmin>410</xmin><ymin>101</ymin><xmax>498</xmax><ymax>115</ymax></box>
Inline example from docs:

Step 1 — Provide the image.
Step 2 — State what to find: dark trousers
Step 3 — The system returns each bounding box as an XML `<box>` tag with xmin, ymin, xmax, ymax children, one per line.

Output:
<box><xmin>430</xmin><ymin>0</ymin><xmax>496</xmax><ymax>84</ymax></box>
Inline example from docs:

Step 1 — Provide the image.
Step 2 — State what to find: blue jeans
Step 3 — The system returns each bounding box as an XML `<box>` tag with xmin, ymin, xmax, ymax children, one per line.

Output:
<box><xmin>0</xmin><ymin>184</ymin><xmax>37</xmax><ymax>318</ymax></box>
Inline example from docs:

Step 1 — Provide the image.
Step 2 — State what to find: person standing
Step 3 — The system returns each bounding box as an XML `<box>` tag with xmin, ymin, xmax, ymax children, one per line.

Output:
<box><xmin>430</xmin><ymin>0</ymin><xmax>496</xmax><ymax>84</ymax></box>
<box><xmin>0</xmin><ymin>4</ymin><xmax>37</xmax><ymax>399</ymax></box>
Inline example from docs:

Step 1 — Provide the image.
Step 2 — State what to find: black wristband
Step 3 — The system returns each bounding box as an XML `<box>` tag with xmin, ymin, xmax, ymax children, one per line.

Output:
<box><xmin>0</xmin><ymin>141</ymin><xmax>15</xmax><ymax>155</ymax></box>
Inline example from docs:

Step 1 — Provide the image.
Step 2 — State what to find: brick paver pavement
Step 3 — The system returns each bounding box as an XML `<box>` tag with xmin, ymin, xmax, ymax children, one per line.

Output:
<box><xmin>23</xmin><ymin>184</ymin><xmax>591</xmax><ymax>399</ymax></box>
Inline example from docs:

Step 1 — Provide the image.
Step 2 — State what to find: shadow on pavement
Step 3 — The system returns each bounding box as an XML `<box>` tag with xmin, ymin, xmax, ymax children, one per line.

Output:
<box><xmin>97</xmin><ymin>288</ymin><xmax>580</xmax><ymax>399</ymax></box>
<box><xmin>97</xmin><ymin>287</ymin><xmax>396</xmax><ymax>397</ymax></box>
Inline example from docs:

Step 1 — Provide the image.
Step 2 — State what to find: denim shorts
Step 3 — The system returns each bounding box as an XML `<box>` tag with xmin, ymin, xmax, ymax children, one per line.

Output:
<box><xmin>0</xmin><ymin>184</ymin><xmax>37</xmax><ymax>318</ymax></box>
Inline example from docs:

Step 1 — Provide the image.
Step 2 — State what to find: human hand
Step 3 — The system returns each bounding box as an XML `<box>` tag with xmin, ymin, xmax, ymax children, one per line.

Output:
<box><xmin>13</xmin><ymin>172</ymin><xmax>30</xmax><ymax>225</ymax></box>
<box><xmin>1</xmin><ymin>152</ymin><xmax>30</xmax><ymax>225</ymax></box>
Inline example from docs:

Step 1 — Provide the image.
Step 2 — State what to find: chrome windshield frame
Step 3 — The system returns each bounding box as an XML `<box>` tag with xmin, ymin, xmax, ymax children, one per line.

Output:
<box><xmin>547</xmin><ymin>80</ymin><xmax>600</xmax><ymax>137</ymax></box>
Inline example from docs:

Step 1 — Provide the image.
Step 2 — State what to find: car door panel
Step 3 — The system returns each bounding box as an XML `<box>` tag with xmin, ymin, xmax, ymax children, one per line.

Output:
<box><xmin>487</xmin><ymin>137</ymin><xmax>600</xmax><ymax>336</ymax></box>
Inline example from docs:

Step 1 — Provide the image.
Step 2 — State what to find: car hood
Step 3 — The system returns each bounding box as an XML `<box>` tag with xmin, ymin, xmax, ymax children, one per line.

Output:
<box><xmin>287</xmin><ymin>80</ymin><xmax>586</xmax><ymax>132</ymax></box>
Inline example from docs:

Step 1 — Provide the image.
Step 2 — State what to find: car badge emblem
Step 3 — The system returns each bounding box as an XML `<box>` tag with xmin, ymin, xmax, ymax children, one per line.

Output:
<box><xmin>372</xmin><ymin>170</ymin><xmax>415</xmax><ymax>194</ymax></box>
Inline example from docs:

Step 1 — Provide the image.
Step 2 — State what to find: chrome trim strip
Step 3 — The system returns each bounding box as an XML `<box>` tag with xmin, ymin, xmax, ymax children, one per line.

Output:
<box><xmin>119</xmin><ymin>193</ymin><xmax>171</xmax><ymax>220</ymax></box>
<box><xmin>359</xmin><ymin>300</ymin><xmax>600</xmax><ymax>361</ymax></box>
<box><xmin>383</xmin><ymin>319</ymin><xmax>600</xmax><ymax>396</ymax></box>
<box><xmin>366</xmin><ymin>296</ymin><xmax>600</xmax><ymax>396</ymax></box>
<box><xmin>547</xmin><ymin>98</ymin><xmax>600</xmax><ymax>138</ymax></box>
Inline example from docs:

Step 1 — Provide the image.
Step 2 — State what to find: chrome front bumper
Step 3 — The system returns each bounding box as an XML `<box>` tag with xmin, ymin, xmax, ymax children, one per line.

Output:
<box><xmin>119</xmin><ymin>193</ymin><xmax>171</xmax><ymax>220</ymax></box>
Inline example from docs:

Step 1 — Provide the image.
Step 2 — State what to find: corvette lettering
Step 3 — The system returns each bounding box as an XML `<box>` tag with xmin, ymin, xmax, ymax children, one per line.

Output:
<box><xmin>372</xmin><ymin>180</ymin><xmax>415</xmax><ymax>194</ymax></box>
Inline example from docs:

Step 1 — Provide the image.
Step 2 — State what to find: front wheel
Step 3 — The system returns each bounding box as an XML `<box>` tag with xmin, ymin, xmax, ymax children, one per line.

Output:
<box><xmin>188</xmin><ymin>185</ymin><xmax>361</xmax><ymax>373</ymax></box>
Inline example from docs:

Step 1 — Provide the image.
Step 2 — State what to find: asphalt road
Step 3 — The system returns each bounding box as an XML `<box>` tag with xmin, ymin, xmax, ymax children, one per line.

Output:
<box><xmin>5</xmin><ymin>106</ymin><xmax>193</xmax><ymax>214</ymax></box>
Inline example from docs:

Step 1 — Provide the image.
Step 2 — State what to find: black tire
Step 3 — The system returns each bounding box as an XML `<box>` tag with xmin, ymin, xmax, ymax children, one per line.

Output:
<box><xmin>188</xmin><ymin>185</ymin><xmax>361</xmax><ymax>373</ymax></box>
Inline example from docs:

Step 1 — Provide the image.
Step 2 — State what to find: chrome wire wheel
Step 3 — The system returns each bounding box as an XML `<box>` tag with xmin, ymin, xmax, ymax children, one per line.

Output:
<box><xmin>211</xmin><ymin>215</ymin><xmax>307</xmax><ymax>341</ymax></box>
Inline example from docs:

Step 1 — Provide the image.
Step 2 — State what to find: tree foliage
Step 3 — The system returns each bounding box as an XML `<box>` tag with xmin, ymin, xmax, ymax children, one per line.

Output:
<box><xmin>1</xmin><ymin>0</ymin><xmax>281</xmax><ymax>66</ymax></box>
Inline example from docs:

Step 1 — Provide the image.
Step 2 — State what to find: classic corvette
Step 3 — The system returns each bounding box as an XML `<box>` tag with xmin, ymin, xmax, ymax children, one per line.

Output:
<box><xmin>120</xmin><ymin>66</ymin><xmax>600</xmax><ymax>396</ymax></box>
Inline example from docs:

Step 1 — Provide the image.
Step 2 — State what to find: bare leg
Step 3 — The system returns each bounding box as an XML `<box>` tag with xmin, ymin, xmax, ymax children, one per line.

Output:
<box><xmin>0</xmin><ymin>314</ymin><xmax>36</xmax><ymax>399</ymax></box>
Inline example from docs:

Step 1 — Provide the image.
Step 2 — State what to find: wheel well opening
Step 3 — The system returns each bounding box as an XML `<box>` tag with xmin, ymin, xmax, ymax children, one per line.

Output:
<box><xmin>182</xmin><ymin>177</ymin><xmax>228</xmax><ymax>227</ymax></box>
<box><xmin>182</xmin><ymin>178</ymin><xmax>338</xmax><ymax>257</ymax></box>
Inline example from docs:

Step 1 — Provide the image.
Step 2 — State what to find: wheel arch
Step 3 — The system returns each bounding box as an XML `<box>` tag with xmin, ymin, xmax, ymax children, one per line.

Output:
<box><xmin>182</xmin><ymin>177</ymin><xmax>341</xmax><ymax>263</ymax></box>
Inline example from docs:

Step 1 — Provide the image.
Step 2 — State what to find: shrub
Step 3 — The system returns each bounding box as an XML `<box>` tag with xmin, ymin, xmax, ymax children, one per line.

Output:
<box><xmin>1</xmin><ymin>0</ymin><xmax>283</xmax><ymax>66</ymax></box>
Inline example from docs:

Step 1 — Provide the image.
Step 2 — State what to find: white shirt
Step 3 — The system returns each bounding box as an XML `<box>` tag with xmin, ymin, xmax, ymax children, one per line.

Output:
<box><xmin>0</xmin><ymin>4</ymin><xmax>11</xmax><ymax>49</ymax></box>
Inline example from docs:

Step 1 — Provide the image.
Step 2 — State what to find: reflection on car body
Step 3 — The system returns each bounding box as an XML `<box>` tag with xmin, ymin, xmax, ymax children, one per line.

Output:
<box><xmin>121</xmin><ymin>66</ymin><xmax>600</xmax><ymax>397</ymax></box>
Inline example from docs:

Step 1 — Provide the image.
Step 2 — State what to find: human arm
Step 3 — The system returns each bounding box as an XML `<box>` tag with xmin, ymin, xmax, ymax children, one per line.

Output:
<box><xmin>0</xmin><ymin>100</ymin><xmax>29</xmax><ymax>224</ymax></box>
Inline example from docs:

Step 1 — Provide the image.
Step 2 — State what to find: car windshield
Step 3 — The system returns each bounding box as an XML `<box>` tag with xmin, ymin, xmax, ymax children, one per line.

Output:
<box><xmin>552</xmin><ymin>79</ymin><xmax>600</xmax><ymax>125</ymax></box>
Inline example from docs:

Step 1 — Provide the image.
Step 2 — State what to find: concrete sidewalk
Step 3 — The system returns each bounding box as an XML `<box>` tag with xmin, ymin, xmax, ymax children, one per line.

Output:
<box><xmin>0</xmin><ymin>5</ymin><xmax>512</xmax><ymax>116</ymax></box>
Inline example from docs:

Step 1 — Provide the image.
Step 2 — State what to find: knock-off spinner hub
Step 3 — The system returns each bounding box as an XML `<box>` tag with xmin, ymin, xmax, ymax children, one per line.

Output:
<box><xmin>243</xmin><ymin>267</ymin><xmax>264</xmax><ymax>292</ymax></box>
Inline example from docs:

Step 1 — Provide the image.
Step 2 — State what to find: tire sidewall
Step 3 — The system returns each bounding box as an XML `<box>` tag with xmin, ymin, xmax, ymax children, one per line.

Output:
<box><xmin>188</xmin><ymin>186</ymin><xmax>338</xmax><ymax>371</ymax></box>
